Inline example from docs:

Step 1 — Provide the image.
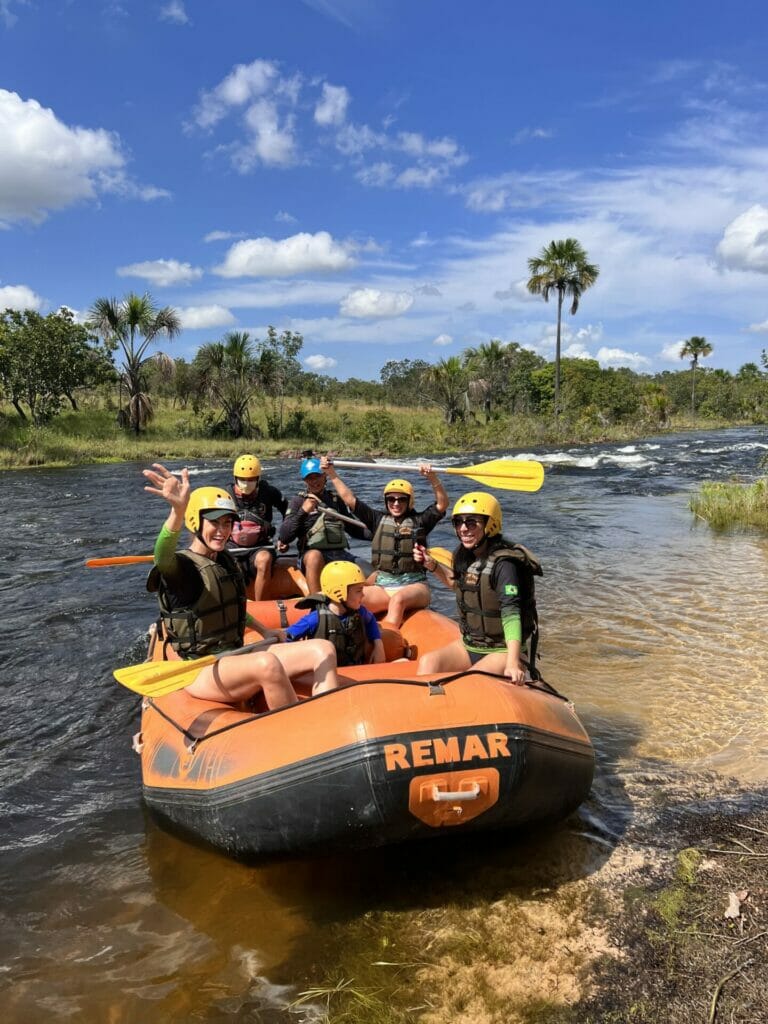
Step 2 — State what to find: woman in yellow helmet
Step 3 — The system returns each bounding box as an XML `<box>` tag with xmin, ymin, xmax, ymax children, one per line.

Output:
<box><xmin>414</xmin><ymin>491</ymin><xmax>542</xmax><ymax>685</ymax></box>
<box><xmin>320</xmin><ymin>456</ymin><xmax>448</xmax><ymax>628</ymax></box>
<box><xmin>142</xmin><ymin>463</ymin><xmax>341</xmax><ymax>705</ymax></box>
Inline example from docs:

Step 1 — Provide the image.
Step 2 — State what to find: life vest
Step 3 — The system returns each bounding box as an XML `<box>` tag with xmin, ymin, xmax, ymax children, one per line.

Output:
<box><xmin>370</xmin><ymin>514</ymin><xmax>419</xmax><ymax>574</ymax></box>
<box><xmin>147</xmin><ymin>550</ymin><xmax>246</xmax><ymax>659</ymax></box>
<box><xmin>455</xmin><ymin>541</ymin><xmax>542</xmax><ymax>651</ymax></box>
<box><xmin>294</xmin><ymin>594</ymin><xmax>367</xmax><ymax>666</ymax></box>
<box><xmin>231</xmin><ymin>488</ymin><xmax>274</xmax><ymax>548</ymax></box>
<box><xmin>304</xmin><ymin>511</ymin><xmax>347</xmax><ymax>551</ymax></box>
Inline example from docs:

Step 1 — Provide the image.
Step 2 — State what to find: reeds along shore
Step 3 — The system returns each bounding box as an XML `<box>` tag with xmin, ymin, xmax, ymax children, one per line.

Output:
<box><xmin>690</xmin><ymin>477</ymin><xmax>768</xmax><ymax>531</ymax></box>
<box><xmin>0</xmin><ymin>400</ymin><xmax>759</xmax><ymax>471</ymax></box>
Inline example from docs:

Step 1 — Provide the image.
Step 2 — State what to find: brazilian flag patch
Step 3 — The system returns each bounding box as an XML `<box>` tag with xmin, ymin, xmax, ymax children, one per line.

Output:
<box><xmin>504</xmin><ymin>584</ymin><xmax>518</xmax><ymax>596</ymax></box>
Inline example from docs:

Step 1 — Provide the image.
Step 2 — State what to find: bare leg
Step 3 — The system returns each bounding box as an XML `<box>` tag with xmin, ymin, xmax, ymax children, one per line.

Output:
<box><xmin>250</xmin><ymin>548</ymin><xmax>274</xmax><ymax>602</ymax></box>
<box><xmin>187</xmin><ymin>651</ymin><xmax>298</xmax><ymax>708</ymax></box>
<box><xmin>381</xmin><ymin>582</ymin><xmax>430</xmax><ymax>628</ymax></box>
<box><xmin>361</xmin><ymin>584</ymin><xmax>390</xmax><ymax>615</ymax></box>
<box><xmin>302</xmin><ymin>550</ymin><xmax>325</xmax><ymax>593</ymax></box>
<box><xmin>417</xmin><ymin>637</ymin><xmax>472</xmax><ymax>675</ymax></box>
<box><xmin>272</xmin><ymin>639</ymin><xmax>340</xmax><ymax>694</ymax></box>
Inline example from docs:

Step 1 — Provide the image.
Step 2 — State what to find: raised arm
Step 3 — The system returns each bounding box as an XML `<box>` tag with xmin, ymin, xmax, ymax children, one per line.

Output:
<box><xmin>322</xmin><ymin>455</ymin><xmax>357</xmax><ymax>510</ymax></box>
<box><xmin>419</xmin><ymin>463</ymin><xmax>449</xmax><ymax>514</ymax></box>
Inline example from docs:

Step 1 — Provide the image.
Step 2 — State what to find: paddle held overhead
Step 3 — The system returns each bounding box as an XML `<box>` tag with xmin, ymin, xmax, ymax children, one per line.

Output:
<box><xmin>330</xmin><ymin>458</ymin><xmax>544</xmax><ymax>493</ymax></box>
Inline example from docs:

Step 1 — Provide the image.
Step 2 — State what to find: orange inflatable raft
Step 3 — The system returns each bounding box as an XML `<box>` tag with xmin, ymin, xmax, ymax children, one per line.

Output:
<box><xmin>136</xmin><ymin>579</ymin><xmax>595</xmax><ymax>858</ymax></box>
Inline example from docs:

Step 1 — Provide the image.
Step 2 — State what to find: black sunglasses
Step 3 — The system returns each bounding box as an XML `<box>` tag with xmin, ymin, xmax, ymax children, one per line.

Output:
<box><xmin>452</xmin><ymin>515</ymin><xmax>484</xmax><ymax>529</ymax></box>
<box><xmin>386</xmin><ymin>494</ymin><xmax>408</xmax><ymax>503</ymax></box>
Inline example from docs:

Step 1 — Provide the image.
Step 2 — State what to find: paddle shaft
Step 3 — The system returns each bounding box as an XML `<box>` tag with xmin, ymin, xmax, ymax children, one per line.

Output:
<box><xmin>87</xmin><ymin>545</ymin><xmax>277</xmax><ymax>568</ymax></box>
<box><xmin>330</xmin><ymin>458</ymin><xmax>544</xmax><ymax>492</ymax></box>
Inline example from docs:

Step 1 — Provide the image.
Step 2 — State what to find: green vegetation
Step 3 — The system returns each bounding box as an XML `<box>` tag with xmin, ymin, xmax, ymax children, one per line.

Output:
<box><xmin>690</xmin><ymin>477</ymin><xmax>768</xmax><ymax>531</ymax></box>
<box><xmin>680</xmin><ymin>335</ymin><xmax>713</xmax><ymax>423</ymax></box>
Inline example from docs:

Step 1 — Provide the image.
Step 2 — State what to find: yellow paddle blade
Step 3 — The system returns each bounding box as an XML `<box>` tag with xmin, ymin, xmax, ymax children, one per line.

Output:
<box><xmin>428</xmin><ymin>546</ymin><xmax>454</xmax><ymax>569</ymax></box>
<box><xmin>444</xmin><ymin>459</ymin><xmax>544</xmax><ymax>492</ymax></box>
<box><xmin>114</xmin><ymin>653</ymin><xmax>218</xmax><ymax>697</ymax></box>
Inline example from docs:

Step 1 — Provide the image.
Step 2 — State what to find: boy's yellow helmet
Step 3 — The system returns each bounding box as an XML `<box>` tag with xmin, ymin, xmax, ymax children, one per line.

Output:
<box><xmin>320</xmin><ymin>561</ymin><xmax>366</xmax><ymax>603</ymax></box>
<box><xmin>233</xmin><ymin>454</ymin><xmax>261</xmax><ymax>479</ymax></box>
<box><xmin>185</xmin><ymin>487</ymin><xmax>240</xmax><ymax>532</ymax></box>
<box><xmin>452</xmin><ymin>492</ymin><xmax>502</xmax><ymax>537</ymax></box>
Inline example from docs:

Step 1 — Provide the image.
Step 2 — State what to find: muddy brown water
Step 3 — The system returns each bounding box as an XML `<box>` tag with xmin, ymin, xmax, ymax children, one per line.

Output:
<box><xmin>1</xmin><ymin>427</ymin><xmax>766</xmax><ymax>1021</ymax></box>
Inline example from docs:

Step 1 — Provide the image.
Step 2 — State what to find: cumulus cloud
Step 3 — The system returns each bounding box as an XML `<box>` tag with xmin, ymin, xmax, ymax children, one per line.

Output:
<box><xmin>717</xmin><ymin>205</ymin><xmax>768</xmax><ymax>273</ymax></box>
<box><xmin>275</xmin><ymin>210</ymin><xmax>297</xmax><ymax>224</ymax></box>
<box><xmin>159</xmin><ymin>1</ymin><xmax>188</xmax><ymax>24</ymax></box>
<box><xmin>340</xmin><ymin>288</ymin><xmax>413</xmax><ymax>318</ymax></box>
<box><xmin>214</xmin><ymin>231</ymin><xmax>355</xmax><ymax>278</ymax></box>
<box><xmin>746</xmin><ymin>320</ymin><xmax>768</xmax><ymax>333</ymax></box>
<box><xmin>193</xmin><ymin>60</ymin><xmax>280</xmax><ymax>130</ymax></box>
<box><xmin>0</xmin><ymin>89</ymin><xmax>136</xmax><ymax>224</ymax></box>
<box><xmin>117</xmin><ymin>259</ymin><xmax>203</xmax><ymax>287</ymax></box>
<box><xmin>304</xmin><ymin>353</ymin><xmax>337</xmax><ymax>370</ymax></box>
<box><xmin>0</xmin><ymin>283</ymin><xmax>43</xmax><ymax>310</ymax></box>
<box><xmin>596</xmin><ymin>347</ymin><xmax>651</xmax><ymax>369</ymax></box>
<box><xmin>433</xmin><ymin>333</ymin><xmax>453</xmax><ymax>346</ymax></box>
<box><xmin>314</xmin><ymin>83</ymin><xmax>350</xmax><ymax>127</ymax></box>
<box><xmin>660</xmin><ymin>340</ymin><xmax>686</xmax><ymax>361</ymax></box>
<box><xmin>177</xmin><ymin>305</ymin><xmax>236</xmax><ymax>330</ymax></box>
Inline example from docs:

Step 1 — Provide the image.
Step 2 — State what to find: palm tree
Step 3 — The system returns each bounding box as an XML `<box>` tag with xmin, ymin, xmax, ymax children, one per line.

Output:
<box><xmin>195</xmin><ymin>331</ymin><xmax>258</xmax><ymax>438</ymax></box>
<box><xmin>463</xmin><ymin>338</ymin><xmax>509</xmax><ymax>419</ymax></box>
<box><xmin>526</xmin><ymin>239</ymin><xmax>599</xmax><ymax>419</ymax></box>
<box><xmin>423</xmin><ymin>357</ymin><xmax>468</xmax><ymax>425</ymax></box>
<box><xmin>679</xmin><ymin>336</ymin><xmax>713</xmax><ymax>422</ymax></box>
<box><xmin>88</xmin><ymin>292</ymin><xmax>181</xmax><ymax>434</ymax></box>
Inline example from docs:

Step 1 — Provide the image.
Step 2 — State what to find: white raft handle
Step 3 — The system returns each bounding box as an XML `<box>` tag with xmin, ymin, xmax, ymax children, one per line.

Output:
<box><xmin>431</xmin><ymin>782</ymin><xmax>480</xmax><ymax>802</ymax></box>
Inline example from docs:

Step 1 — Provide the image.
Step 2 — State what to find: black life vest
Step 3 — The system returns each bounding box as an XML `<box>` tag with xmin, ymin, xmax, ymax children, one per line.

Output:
<box><xmin>455</xmin><ymin>539</ymin><xmax>542</xmax><ymax>650</ymax></box>
<box><xmin>147</xmin><ymin>549</ymin><xmax>246</xmax><ymax>659</ymax></box>
<box><xmin>294</xmin><ymin>594</ymin><xmax>367</xmax><ymax>666</ymax></box>
<box><xmin>370</xmin><ymin>513</ymin><xmax>419</xmax><ymax>574</ymax></box>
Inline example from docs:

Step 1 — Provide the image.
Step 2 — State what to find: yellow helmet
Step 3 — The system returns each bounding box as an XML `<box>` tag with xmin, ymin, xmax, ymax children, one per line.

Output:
<box><xmin>233</xmin><ymin>454</ymin><xmax>261</xmax><ymax>479</ymax></box>
<box><xmin>320</xmin><ymin>561</ymin><xmax>366</xmax><ymax>603</ymax></box>
<box><xmin>452</xmin><ymin>491</ymin><xmax>502</xmax><ymax>537</ymax></box>
<box><xmin>185</xmin><ymin>487</ymin><xmax>240</xmax><ymax>532</ymax></box>
<box><xmin>383</xmin><ymin>478</ymin><xmax>414</xmax><ymax>510</ymax></box>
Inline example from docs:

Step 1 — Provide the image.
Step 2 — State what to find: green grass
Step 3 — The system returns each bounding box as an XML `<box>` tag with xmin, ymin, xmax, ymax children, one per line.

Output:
<box><xmin>0</xmin><ymin>398</ymin><xmax>758</xmax><ymax>470</ymax></box>
<box><xmin>690</xmin><ymin>477</ymin><xmax>768</xmax><ymax>531</ymax></box>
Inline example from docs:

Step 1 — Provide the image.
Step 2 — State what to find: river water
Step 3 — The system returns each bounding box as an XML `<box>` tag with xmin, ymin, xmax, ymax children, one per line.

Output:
<box><xmin>1</xmin><ymin>426</ymin><xmax>766</xmax><ymax>1021</ymax></box>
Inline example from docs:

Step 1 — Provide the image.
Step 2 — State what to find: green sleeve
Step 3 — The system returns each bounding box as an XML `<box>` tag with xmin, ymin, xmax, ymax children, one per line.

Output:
<box><xmin>501</xmin><ymin>610</ymin><xmax>522</xmax><ymax>644</ymax></box>
<box><xmin>154</xmin><ymin>524</ymin><xmax>182</xmax><ymax>575</ymax></box>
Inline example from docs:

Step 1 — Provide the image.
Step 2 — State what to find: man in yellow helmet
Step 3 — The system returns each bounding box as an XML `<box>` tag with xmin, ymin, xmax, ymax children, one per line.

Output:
<box><xmin>142</xmin><ymin>462</ymin><xmax>341</xmax><ymax>704</ymax></box>
<box><xmin>320</xmin><ymin>456</ymin><xmax>447</xmax><ymax>628</ymax></box>
<box><xmin>414</xmin><ymin>491</ymin><xmax>542</xmax><ymax>685</ymax></box>
<box><xmin>228</xmin><ymin>453</ymin><xmax>287</xmax><ymax>601</ymax></box>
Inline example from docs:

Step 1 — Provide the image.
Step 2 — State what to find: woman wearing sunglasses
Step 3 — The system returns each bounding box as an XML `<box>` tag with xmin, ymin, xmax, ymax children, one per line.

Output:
<box><xmin>320</xmin><ymin>456</ymin><xmax>448</xmax><ymax>628</ymax></box>
<box><xmin>414</xmin><ymin>491</ymin><xmax>542</xmax><ymax>685</ymax></box>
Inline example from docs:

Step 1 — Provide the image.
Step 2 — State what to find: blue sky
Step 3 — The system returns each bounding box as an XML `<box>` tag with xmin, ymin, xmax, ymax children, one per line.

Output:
<box><xmin>2</xmin><ymin>0</ymin><xmax>768</xmax><ymax>380</ymax></box>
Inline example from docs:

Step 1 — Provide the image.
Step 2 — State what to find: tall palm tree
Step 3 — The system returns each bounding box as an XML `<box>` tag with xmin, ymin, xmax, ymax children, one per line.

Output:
<box><xmin>195</xmin><ymin>331</ymin><xmax>258</xmax><ymax>438</ymax></box>
<box><xmin>679</xmin><ymin>336</ymin><xmax>713</xmax><ymax>423</ymax></box>
<box><xmin>526</xmin><ymin>239</ymin><xmax>599</xmax><ymax>419</ymax></box>
<box><xmin>88</xmin><ymin>292</ymin><xmax>181</xmax><ymax>434</ymax></box>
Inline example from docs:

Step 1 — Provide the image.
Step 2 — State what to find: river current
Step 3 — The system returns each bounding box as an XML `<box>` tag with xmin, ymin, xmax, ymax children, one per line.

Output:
<box><xmin>1</xmin><ymin>426</ymin><xmax>766</xmax><ymax>1021</ymax></box>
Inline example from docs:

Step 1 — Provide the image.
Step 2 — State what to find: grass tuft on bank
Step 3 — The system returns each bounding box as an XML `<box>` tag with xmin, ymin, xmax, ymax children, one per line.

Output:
<box><xmin>690</xmin><ymin>478</ymin><xmax>768</xmax><ymax>531</ymax></box>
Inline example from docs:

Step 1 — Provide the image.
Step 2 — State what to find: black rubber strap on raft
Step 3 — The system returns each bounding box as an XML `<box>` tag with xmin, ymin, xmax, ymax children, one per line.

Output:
<box><xmin>276</xmin><ymin>600</ymin><xmax>289</xmax><ymax>629</ymax></box>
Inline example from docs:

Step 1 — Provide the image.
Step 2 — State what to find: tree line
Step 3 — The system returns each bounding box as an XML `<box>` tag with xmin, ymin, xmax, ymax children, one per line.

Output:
<box><xmin>1</xmin><ymin>234</ymin><xmax>766</xmax><ymax>436</ymax></box>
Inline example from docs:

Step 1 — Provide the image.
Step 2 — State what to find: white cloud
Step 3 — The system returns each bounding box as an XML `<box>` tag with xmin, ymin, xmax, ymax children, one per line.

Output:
<box><xmin>717</xmin><ymin>204</ymin><xmax>768</xmax><ymax>273</ymax></box>
<box><xmin>0</xmin><ymin>283</ymin><xmax>43</xmax><ymax>310</ymax></box>
<box><xmin>275</xmin><ymin>210</ymin><xmax>297</xmax><ymax>224</ymax></box>
<box><xmin>596</xmin><ymin>347</ymin><xmax>652</xmax><ymax>369</ymax></box>
<box><xmin>396</xmin><ymin>131</ymin><xmax>467</xmax><ymax>165</ymax></box>
<box><xmin>356</xmin><ymin>162</ymin><xmax>395</xmax><ymax>187</ymax></box>
<box><xmin>314</xmin><ymin>83</ymin><xmax>350</xmax><ymax>127</ymax></box>
<box><xmin>0</xmin><ymin>89</ymin><xmax>129</xmax><ymax>224</ymax></box>
<box><xmin>193</xmin><ymin>60</ymin><xmax>280</xmax><ymax>129</ymax></box>
<box><xmin>562</xmin><ymin>342</ymin><xmax>592</xmax><ymax>359</ymax></box>
<box><xmin>159</xmin><ymin>1</ymin><xmax>188</xmax><ymax>24</ymax></box>
<box><xmin>746</xmin><ymin>320</ymin><xmax>768</xmax><ymax>333</ymax></box>
<box><xmin>433</xmin><ymin>333</ymin><xmax>453</xmax><ymax>346</ymax></box>
<box><xmin>204</xmin><ymin>229</ymin><xmax>244</xmax><ymax>243</ymax></box>
<box><xmin>512</xmin><ymin>126</ymin><xmax>554</xmax><ymax>144</ymax></box>
<box><xmin>215</xmin><ymin>231</ymin><xmax>355</xmax><ymax>278</ymax></box>
<box><xmin>117</xmin><ymin>259</ymin><xmax>203</xmax><ymax>287</ymax></box>
<box><xmin>304</xmin><ymin>353</ymin><xmax>337</xmax><ymax>370</ymax></box>
<box><xmin>395</xmin><ymin>165</ymin><xmax>446</xmax><ymax>189</ymax></box>
<box><xmin>660</xmin><ymin>340</ymin><xmax>686</xmax><ymax>360</ymax></box>
<box><xmin>340</xmin><ymin>287</ymin><xmax>413</xmax><ymax>318</ymax></box>
<box><xmin>494</xmin><ymin>279</ymin><xmax>539</xmax><ymax>302</ymax></box>
<box><xmin>236</xmin><ymin>99</ymin><xmax>297</xmax><ymax>169</ymax></box>
<box><xmin>0</xmin><ymin>1</ymin><xmax>26</xmax><ymax>28</ymax></box>
<box><xmin>177</xmin><ymin>305</ymin><xmax>236</xmax><ymax>330</ymax></box>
